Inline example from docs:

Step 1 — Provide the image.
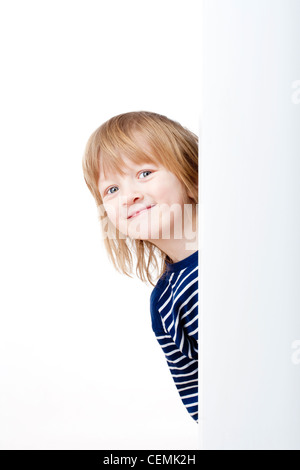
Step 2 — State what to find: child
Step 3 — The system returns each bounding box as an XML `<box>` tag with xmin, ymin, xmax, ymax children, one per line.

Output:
<box><xmin>82</xmin><ymin>111</ymin><xmax>198</xmax><ymax>422</ymax></box>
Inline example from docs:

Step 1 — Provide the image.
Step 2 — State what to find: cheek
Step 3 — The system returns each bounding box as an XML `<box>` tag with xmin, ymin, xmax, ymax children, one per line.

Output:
<box><xmin>160</xmin><ymin>185</ymin><xmax>185</xmax><ymax>207</ymax></box>
<box><xmin>104</xmin><ymin>202</ymin><xmax>119</xmax><ymax>227</ymax></box>
<box><xmin>156</xmin><ymin>182</ymin><xmax>177</xmax><ymax>204</ymax></box>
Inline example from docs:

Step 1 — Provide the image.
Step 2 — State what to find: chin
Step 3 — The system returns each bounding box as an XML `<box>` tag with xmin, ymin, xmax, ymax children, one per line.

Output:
<box><xmin>127</xmin><ymin>230</ymin><xmax>151</xmax><ymax>241</ymax></box>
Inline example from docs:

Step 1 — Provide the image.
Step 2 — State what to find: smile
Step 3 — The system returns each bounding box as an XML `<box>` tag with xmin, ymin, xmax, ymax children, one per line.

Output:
<box><xmin>128</xmin><ymin>204</ymin><xmax>156</xmax><ymax>219</ymax></box>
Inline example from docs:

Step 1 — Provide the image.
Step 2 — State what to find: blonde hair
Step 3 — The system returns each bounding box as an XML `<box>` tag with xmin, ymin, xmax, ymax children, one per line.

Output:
<box><xmin>82</xmin><ymin>111</ymin><xmax>198</xmax><ymax>287</ymax></box>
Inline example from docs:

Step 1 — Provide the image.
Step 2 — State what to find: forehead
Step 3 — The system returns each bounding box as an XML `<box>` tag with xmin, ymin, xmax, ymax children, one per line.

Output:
<box><xmin>99</xmin><ymin>155</ymin><xmax>135</xmax><ymax>182</ymax></box>
<box><xmin>97</xmin><ymin>131</ymin><xmax>166</xmax><ymax>191</ymax></box>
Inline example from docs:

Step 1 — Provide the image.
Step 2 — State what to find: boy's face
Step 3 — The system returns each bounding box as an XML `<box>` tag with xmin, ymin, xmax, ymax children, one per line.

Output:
<box><xmin>98</xmin><ymin>154</ymin><xmax>194</xmax><ymax>242</ymax></box>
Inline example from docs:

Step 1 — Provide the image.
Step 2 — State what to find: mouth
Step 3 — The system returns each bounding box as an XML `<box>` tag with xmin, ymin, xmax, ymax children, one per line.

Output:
<box><xmin>128</xmin><ymin>204</ymin><xmax>156</xmax><ymax>219</ymax></box>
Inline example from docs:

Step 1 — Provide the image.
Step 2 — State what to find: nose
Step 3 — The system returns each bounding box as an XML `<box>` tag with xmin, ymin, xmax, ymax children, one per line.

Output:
<box><xmin>121</xmin><ymin>180</ymin><xmax>144</xmax><ymax>206</ymax></box>
<box><xmin>121</xmin><ymin>188</ymin><xmax>144</xmax><ymax>219</ymax></box>
<box><xmin>123</xmin><ymin>192</ymin><xmax>144</xmax><ymax>206</ymax></box>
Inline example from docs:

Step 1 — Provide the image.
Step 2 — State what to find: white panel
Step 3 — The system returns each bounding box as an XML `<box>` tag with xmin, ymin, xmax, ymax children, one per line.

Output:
<box><xmin>201</xmin><ymin>0</ymin><xmax>300</xmax><ymax>450</ymax></box>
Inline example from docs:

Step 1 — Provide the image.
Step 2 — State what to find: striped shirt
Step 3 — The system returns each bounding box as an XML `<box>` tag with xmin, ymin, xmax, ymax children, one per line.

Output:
<box><xmin>150</xmin><ymin>250</ymin><xmax>198</xmax><ymax>422</ymax></box>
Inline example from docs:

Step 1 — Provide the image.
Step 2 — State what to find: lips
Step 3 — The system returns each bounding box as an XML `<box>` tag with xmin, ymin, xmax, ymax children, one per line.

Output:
<box><xmin>128</xmin><ymin>204</ymin><xmax>156</xmax><ymax>219</ymax></box>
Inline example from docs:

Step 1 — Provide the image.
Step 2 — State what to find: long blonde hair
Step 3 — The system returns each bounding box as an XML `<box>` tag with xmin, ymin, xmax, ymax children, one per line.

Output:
<box><xmin>82</xmin><ymin>111</ymin><xmax>198</xmax><ymax>287</ymax></box>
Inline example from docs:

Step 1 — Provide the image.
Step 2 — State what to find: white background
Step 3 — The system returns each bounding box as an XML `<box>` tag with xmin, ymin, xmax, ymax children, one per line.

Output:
<box><xmin>0</xmin><ymin>0</ymin><xmax>201</xmax><ymax>450</ymax></box>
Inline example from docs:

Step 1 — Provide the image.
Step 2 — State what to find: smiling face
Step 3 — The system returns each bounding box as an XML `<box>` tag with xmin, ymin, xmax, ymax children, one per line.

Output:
<box><xmin>98</xmin><ymin>154</ymin><xmax>194</xmax><ymax>242</ymax></box>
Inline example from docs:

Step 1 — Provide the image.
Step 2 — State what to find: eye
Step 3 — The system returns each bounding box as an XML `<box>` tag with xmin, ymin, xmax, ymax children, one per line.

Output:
<box><xmin>138</xmin><ymin>170</ymin><xmax>152</xmax><ymax>179</ymax></box>
<box><xmin>104</xmin><ymin>170</ymin><xmax>153</xmax><ymax>196</ymax></box>
<box><xmin>106</xmin><ymin>186</ymin><xmax>118</xmax><ymax>195</ymax></box>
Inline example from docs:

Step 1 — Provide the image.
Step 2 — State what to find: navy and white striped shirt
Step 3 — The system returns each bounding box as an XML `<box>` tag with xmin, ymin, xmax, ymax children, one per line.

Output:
<box><xmin>150</xmin><ymin>250</ymin><xmax>198</xmax><ymax>422</ymax></box>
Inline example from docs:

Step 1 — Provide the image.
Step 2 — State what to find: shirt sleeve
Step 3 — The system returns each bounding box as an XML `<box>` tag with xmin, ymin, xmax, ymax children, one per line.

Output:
<box><xmin>165</xmin><ymin>274</ymin><xmax>198</xmax><ymax>422</ymax></box>
<box><xmin>154</xmin><ymin>328</ymin><xmax>198</xmax><ymax>422</ymax></box>
<box><xmin>170</xmin><ymin>273</ymin><xmax>198</xmax><ymax>361</ymax></box>
<box><xmin>150</xmin><ymin>269</ymin><xmax>199</xmax><ymax>422</ymax></box>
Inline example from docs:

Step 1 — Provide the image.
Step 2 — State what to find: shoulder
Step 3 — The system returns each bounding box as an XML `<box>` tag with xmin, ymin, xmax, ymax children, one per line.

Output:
<box><xmin>149</xmin><ymin>277</ymin><xmax>169</xmax><ymax>334</ymax></box>
<box><xmin>150</xmin><ymin>275</ymin><xmax>169</xmax><ymax>307</ymax></box>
